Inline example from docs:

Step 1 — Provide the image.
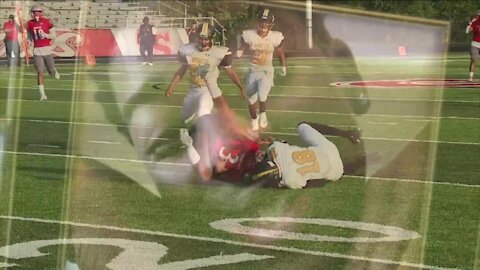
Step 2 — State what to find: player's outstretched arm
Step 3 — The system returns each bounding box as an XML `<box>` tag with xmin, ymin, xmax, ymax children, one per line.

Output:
<box><xmin>224</xmin><ymin>67</ymin><xmax>247</xmax><ymax>100</ymax></box>
<box><xmin>276</xmin><ymin>43</ymin><xmax>287</xmax><ymax>76</ymax></box>
<box><xmin>236</xmin><ymin>37</ymin><xmax>248</xmax><ymax>58</ymax></box>
<box><xmin>300</xmin><ymin>121</ymin><xmax>361</xmax><ymax>144</ymax></box>
<box><xmin>165</xmin><ymin>64</ymin><xmax>187</xmax><ymax>96</ymax></box>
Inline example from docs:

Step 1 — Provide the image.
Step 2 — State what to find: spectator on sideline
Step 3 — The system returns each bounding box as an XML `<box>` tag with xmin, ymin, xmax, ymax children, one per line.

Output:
<box><xmin>187</xmin><ymin>22</ymin><xmax>198</xmax><ymax>44</ymax></box>
<box><xmin>466</xmin><ymin>10</ymin><xmax>480</xmax><ymax>81</ymax></box>
<box><xmin>26</xmin><ymin>5</ymin><xmax>60</xmax><ymax>101</ymax></box>
<box><xmin>137</xmin><ymin>16</ymin><xmax>156</xmax><ymax>66</ymax></box>
<box><xmin>3</xmin><ymin>14</ymin><xmax>20</xmax><ymax>67</ymax></box>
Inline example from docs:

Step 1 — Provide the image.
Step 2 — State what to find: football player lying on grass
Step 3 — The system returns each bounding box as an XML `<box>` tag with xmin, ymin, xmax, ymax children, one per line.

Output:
<box><xmin>180</xmin><ymin>114</ymin><xmax>365</xmax><ymax>189</ymax></box>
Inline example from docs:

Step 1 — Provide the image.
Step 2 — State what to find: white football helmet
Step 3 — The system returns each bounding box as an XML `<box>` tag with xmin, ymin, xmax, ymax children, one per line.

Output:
<box><xmin>31</xmin><ymin>5</ymin><xmax>44</xmax><ymax>21</ymax></box>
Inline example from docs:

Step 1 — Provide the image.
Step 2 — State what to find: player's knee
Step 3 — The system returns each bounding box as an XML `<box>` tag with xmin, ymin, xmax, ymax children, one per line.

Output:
<box><xmin>297</xmin><ymin>122</ymin><xmax>312</xmax><ymax>129</ymax></box>
<box><xmin>297</xmin><ymin>122</ymin><xmax>311</xmax><ymax>133</ymax></box>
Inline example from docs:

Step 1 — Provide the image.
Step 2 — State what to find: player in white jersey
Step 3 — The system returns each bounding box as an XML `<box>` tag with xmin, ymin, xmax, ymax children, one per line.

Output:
<box><xmin>165</xmin><ymin>22</ymin><xmax>246</xmax><ymax>124</ymax></box>
<box><xmin>250</xmin><ymin>122</ymin><xmax>362</xmax><ymax>189</ymax></box>
<box><xmin>236</xmin><ymin>8</ymin><xmax>287</xmax><ymax>131</ymax></box>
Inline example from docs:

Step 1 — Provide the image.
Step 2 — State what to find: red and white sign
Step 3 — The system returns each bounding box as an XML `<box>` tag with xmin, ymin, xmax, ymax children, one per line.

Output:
<box><xmin>0</xmin><ymin>28</ymin><xmax>187</xmax><ymax>57</ymax></box>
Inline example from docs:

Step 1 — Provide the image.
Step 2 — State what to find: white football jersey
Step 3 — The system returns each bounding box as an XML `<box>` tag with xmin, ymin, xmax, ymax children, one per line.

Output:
<box><xmin>241</xmin><ymin>29</ymin><xmax>284</xmax><ymax>71</ymax></box>
<box><xmin>269</xmin><ymin>124</ymin><xmax>344</xmax><ymax>189</ymax></box>
<box><xmin>179</xmin><ymin>44</ymin><xmax>231</xmax><ymax>97</ymax></box>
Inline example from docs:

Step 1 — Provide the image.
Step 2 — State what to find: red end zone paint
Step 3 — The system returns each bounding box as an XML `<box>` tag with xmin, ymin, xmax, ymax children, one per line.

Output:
<box><xmin>330</xmin><ymin>79</ymin><xmax>480</xmax><ymax>88</ymax></box>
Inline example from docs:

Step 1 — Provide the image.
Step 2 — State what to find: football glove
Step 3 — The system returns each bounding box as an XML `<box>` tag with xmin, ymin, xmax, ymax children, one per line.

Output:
<box><xmin>236</xmin><ymin>50</ymin><xmax>244</xmax><ymax>58</ymax></box>
<box><xmin>179</xmin><ymin>128</ymin><xmax>193</xmax><ymax>146</ymax></box>
<box><xmin>279</xmin><ymin>66</ymin><xmax>287</xmax><ymax>77</ymax></box>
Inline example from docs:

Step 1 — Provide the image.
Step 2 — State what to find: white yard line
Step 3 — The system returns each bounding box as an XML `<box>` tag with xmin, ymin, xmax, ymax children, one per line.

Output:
<box><xmin>1</xmin><ymin>149</ymin><xmax>479</xmax><ymax>189</ymax></box>
<box><xmin>266</xmin><ymin>131</ymin><xmax>480</xmax><ymax>146</ymax></box>
<box><xmin>367</xmin><ymin>121</ymin><xmax>399</xmax><ymax>125</ymax></box>
<box><xmin>407</xmin><ymin>119</ymin><xmax>436</xmax><ymax>122</ymax></box>
<box><xmin>0</xmin><ymin>215</ymin><xmax>461</xmax><ymax>270</ymax></box>
<box><xmin>0</xmin><ymin>98</ymin><xmax>478</xmax><ymax>121</ymax></box>
<box><xmin>347</xmin><ymin>176</ymin><xmax>479</xmax><ymax>189</ymax></box>
<box><xmin>17</xmin><ymin>84</ymin><xmax>480</xmax><ymax>104</ymax></box>
<box><xmin>2</xmin><ymin>118</ymin><xmax>479</xmax><ymax>145</ymax></box>
<box><xmin>2</xmin><ymin>78</ymin><xmax>480</xmax><ymax>101</ymax></box>
<box><xmin>88</xmin><ymin>140</ymin><xmax>121</xmax><ymax>145</ymax></box>
<box><xmin>137</xmin><ymin>137</ymin><xmax>169</xmax><ymax>141</ymax></box>
<box><xmin>27</xmin><ymin>144</ymin><xmax>61</xmax><ymax>149</ymax></box>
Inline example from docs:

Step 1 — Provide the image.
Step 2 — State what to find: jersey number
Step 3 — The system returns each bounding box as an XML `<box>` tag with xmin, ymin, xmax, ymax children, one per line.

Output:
<box><xmin>251</xmin><ymin>50</ymin><xmax>268</xmax><ymax>66</ymax></box>
<box><xmin>291</xmin><ymin>150</ymin><xmax>320</xmax><ymax>175</ymax></box>
<box><xmin>32</xmin><ymin>28</ymin><xmax>45</xmax><ymax>41</ymax></box>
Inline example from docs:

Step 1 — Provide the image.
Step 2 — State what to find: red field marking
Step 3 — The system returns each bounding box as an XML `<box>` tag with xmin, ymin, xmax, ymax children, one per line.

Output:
<box><xmin>330</xmin><ymin>79</ymin><xmax>480</xmax><ymax>88</ymax></box>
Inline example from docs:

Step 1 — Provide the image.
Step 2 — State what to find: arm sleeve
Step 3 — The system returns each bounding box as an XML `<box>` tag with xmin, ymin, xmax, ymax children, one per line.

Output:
<box><xmin>297</xmin><ymin>123</ymin><xmax>330</xmax><ymax>147</ymax></box>
<box><xmin>219</xmin><ymin>51</ymin><xmax>233</xmax><ymax>68</ymax></box>
<box><xmin>273</xmin><ymin>32</ymin><xmax>285</xmax><ymax>47</ymax></box>
<box><xmin>45</xmin><ymin>27</ymin><xmax>56</xmax><ymax>39</ymax></box>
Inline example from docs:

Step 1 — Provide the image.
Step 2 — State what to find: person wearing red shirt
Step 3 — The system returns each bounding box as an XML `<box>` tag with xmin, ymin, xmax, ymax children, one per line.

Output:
<box><xmin>466</xmin><ymin>11</ymin><xmax>480</xmax><ymax>82</ymax></box>
<box><xmin>26</xmin><ymin>5</ymin><xmax>60</xmax><ymax>101</ymax></box>
<box><xmin>2</xmin><ymin>14</ymin><xmax>20</xmax><ymax>67</ymax></box>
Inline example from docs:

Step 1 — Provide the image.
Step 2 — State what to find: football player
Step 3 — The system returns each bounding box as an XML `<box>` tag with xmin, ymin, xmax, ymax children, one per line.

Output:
<box><xmin>236</xmin><ymin>8</ymin><xmax>287</xmax><ymax>131</ymax></box>
<box><xmin>249</xmin><ymin>122</ymin><xmax>363</xmax><ymax>189</ymax></box>
<box><xmin>26</xmin><ymin>5</ymin><xmax>60</xmax><ymax>101</ymax></box>
<box><xmin>180</xmin><ymin>112</ymin><xmax>362</xmax><ymax>187</ymax></box>
<box><xmin>165</xmin><ymin>22</ymin><xmax>247</xmax><ymax>124</ymax></box>
<box><xmin>179</xmin><ymin>113</ymin><xmax>262</xmax><ymax>182</ymax></box>
<box><xmin>466</xmin><ymin>10</ymin><xmax>480</xmax><ymax>82</ymax></box>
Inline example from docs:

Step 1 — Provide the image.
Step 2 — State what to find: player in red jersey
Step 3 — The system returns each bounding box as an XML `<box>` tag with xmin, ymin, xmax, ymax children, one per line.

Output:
<box><xmin>179</xmin><ymin>113</ymin><xmax>364</xmax><ymax>188</ymax></box>
<box><xmin>26</xmin><ymin>5</ymin><xmax>60</xmax><ymax>101</ymax></box>
<box><xmin>466</xmin><ymin>11</ymin><xmax>480</xmax><ymax>82</ymax></box>
<box><xmin>180</xmin><ymin>114</ymin><xmax>262</xmax><ymax>183</ymax></box>
<box><xmin>2</xmin><ymin>14</ymin><xmax>20</xmax><ymax>67</ymax></box>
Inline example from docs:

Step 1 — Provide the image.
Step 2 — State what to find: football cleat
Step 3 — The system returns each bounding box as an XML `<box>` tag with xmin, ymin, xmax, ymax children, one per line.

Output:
<box><xmin>148</xmin><ymin>62</ymin><xmax>153</xmax><ymax>66</ymax></box>
<box><xmin>347</xmin><ymin>128</ymin><xmax>361</xmax><ymax>144</ymax></box>
<box><xmin>40</xmin><ymin>95</ymin><xmax>48</xmax><ymax>101</ymax></box>
<box><xmin>259</xmin><ymin>112</ymin><xmax>268</xmax><ymax>128</ymax></box>
<box><xmin>251</xmin><ymin>118</ymin><xmax>259</xmax><ymax>131</ymax></box>
<box><xmin>54</xmin><ymin>70</ymin><xmax>60</xmax><ymax>80</ymax></box>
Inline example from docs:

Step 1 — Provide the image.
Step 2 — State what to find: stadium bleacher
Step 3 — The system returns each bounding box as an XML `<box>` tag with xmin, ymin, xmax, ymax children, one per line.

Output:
<box><xmin>0</xmin><ymin>0</ymin><xmax>176</xmax><ymax>29</ymax></box>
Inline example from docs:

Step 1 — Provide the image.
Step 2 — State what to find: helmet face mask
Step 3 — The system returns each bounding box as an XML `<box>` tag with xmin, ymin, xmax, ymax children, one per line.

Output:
<box><xmin>256</xmin><ymin>9</ymin><xmax>275</xmax><ymax>36</ymax></box>
<box><xmin>31</xmin><ymin>5</ymin><xmax>43</xmax><ymax>21</ymax></box>
<box><xmin>196</xmin><ymin>22</ymin><xmax>215</xmax><ymax>51</ymax></box>
<box><xmin>248</xmin><ymin>156</ymin><xmax>281</xmax><ymax>188</ymax></box>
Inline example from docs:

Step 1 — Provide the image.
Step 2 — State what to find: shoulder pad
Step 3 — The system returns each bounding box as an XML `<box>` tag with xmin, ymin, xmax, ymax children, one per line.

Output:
<box><xmin>269</xmin><ymin>31</ymin><xmax>284</xmax><ymax>46</ymax></box>
<box><xmin>210</xmin><ymin>46</ymin><xmax>231</xmax><ymax>58</ymax></box>
<box><xmin>242</xmin><ymin>30</ymin><xmax>256</xmax><ymax>44</ymax></box>
<box><xmin>178</xmin><ymin>43</ymin><xmax>196</xmax><ymax>56</ymax></box>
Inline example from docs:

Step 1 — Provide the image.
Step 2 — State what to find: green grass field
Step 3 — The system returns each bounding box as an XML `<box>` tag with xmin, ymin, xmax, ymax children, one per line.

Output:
<box><xmin>0</xmin><ymin>54</ymin><xmax>478</xmax><ymax>269</ymax></box>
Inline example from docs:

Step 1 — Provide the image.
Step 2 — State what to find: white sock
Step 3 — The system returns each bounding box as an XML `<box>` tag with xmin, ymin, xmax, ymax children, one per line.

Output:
<box><xmin>38</xmin><ymin>85</ymin><xmax>46</xmax><ymax>96</ymax></box>
<box><xmin>187</xmin><ymin>145</ymin><xmax>200</xmax><ymax>165</ymax></box>
<box><xmin>469</xmin><ymin>72</ymin><xmax>474</xmax><ymax>79</ymax></box>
